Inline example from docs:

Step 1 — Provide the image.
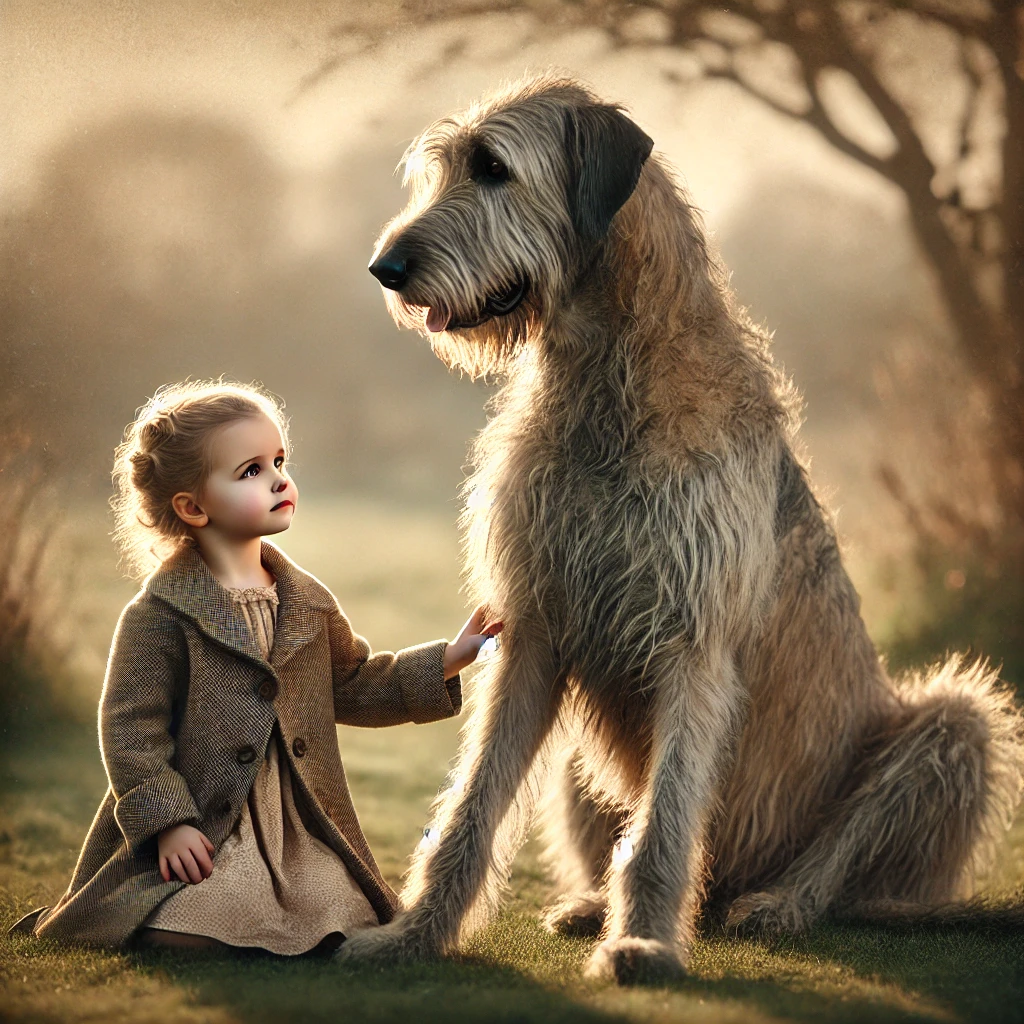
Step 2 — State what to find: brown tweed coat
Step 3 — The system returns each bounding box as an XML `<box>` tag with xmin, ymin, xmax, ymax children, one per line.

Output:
<box><xmin>24</xmin><ymin>540</ymin><xmax>461</xmax><ymax>947</ymax></box>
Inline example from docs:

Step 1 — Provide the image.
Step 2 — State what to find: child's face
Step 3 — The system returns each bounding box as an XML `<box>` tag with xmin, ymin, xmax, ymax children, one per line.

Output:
<box><xmin>192</xmin><ymin>412</ymin><xmax>297</xmax><ymax>540</ymax></box>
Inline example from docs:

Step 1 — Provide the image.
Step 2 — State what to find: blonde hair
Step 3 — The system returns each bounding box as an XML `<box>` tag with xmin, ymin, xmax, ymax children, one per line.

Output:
<box><xmin>112</xmin><ymin>380</ymin><xmax>290</xmax><ymax>579</ymax></box>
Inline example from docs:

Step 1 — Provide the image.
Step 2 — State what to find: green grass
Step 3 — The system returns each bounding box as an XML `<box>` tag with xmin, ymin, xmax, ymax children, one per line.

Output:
<box><xmin>881</xmin><ymin>542</ymin><xmax>1024</xmax><ymax>698</ymax></box>
<box><xmin>2</xmin><ymin>496</ymin><xmax>1024</xmax><ymax>1023</ymax></box>
<box><xmin>4</xmin><ymin>718</ymin><xmax>1023</xmax><ymax>1023</ymax></box>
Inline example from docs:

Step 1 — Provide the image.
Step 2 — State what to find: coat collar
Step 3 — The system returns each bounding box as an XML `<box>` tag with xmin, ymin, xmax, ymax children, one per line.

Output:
<box><xmin>144</xmin><ymin>540</ymin><xmax>335</xmax><ymax>671</ymax></box>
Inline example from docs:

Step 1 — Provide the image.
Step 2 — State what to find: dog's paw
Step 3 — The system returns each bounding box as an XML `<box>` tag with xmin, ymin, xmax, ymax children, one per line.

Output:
<box><xmin>725</xmin><ymin>889</ymin><xmax>808</xmax><ymax>937</ymax></box>
<box><xmin>542</xmin><ymin>891</ymin><xmax>607</xmax><ymax>937</ymax></box>
<box><xmin>335</xmin><ymin>918</ymin><xmax>440</xmax><ymax>964</ymax></box>
<box><xmin>585</xmin><ymin>937</ymin><xmax>688</xmax><ymax>986</ymax></box>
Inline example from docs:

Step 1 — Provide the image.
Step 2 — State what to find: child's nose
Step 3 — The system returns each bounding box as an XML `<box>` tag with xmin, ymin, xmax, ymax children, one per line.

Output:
<box><xmin>272</xmin><ymin>476</ymin><xmax>288</xmax><ymax>492</ymax></box>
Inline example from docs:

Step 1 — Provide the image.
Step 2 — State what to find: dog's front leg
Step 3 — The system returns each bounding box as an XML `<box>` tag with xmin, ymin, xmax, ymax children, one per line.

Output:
<box><xmin>588</xmin><ymin>647</ymin><xmax>742</xmax><ymax>985</ymax></box>
<box><xmin>339</xmin><ymin>631</ymin><xmax>560</xmax><ymax>963</ymax></box>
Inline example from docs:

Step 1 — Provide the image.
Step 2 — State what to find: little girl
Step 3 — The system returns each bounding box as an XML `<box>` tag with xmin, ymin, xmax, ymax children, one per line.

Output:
<box><xmin>11</xmin><ymin>380</ymin><xmax>499</xmax><ymax>953</ymax></box>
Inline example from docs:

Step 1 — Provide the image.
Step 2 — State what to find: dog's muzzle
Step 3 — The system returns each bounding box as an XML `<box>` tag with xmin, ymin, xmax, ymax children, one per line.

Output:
<box><xmin>369</xmin><ymin>247</ymin><xmax>528</xmax><ymax>333</ymax></box>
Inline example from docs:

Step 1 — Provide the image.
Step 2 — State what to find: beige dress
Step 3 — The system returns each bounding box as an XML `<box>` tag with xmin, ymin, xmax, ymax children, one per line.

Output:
<box><xmin>145</xmin><ymin>584</ymin><xmax>378</xmax><ymax>954</ymax></box>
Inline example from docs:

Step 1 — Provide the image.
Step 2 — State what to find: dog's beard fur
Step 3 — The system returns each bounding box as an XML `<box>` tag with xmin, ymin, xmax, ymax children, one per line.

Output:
<box><xmin>373</xmin><ymin>79</ymin><xmax>598</xmax><ymax>378</ymax></box>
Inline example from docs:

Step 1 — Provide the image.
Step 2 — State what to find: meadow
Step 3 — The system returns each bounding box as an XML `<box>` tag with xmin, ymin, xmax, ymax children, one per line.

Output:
<box><xmin>2</xmin><ymin>498</ymin><xmax>1022</xmax><ymax>1024</ymax></box>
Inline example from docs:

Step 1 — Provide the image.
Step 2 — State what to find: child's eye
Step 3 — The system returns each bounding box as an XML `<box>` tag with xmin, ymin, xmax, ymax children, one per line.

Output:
<box><xmin>274</xmin><ymin>456</ymin><xmax>285</xmax><ymax>469</ymax></box>
<box><xmin>241</xmin><ymin>463</ymin><xmax>260</xmax><ymax>478</ymax></box>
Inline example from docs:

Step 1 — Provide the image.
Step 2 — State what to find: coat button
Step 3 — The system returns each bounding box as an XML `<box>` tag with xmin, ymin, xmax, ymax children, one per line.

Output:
<box><xmin>258</xmin><ymin>678</ymin><xmax>277</xmax><ymax>701</ymax></box>
<box><xmin>292</xmin><ymin>737</ymin><xmax>307</xmax><ymax>758</ymax></box>
<box><xmin>236</xmin><ymin>745</ymin><xmax>257</xmax><ymax>765</ymax></box>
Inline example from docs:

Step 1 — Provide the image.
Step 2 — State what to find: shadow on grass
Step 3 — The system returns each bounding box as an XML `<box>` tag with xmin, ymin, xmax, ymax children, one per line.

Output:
<box><xmin>5</xmin><ymin>904</ymin><xmax>1023</xmax><ymax>1023</ymax></box>
<box><xmin>767</xmin><ymin>921</ymin><xmax>1024</xmax><ymax>1024</ymax></box>
<box><xmin>95</xmin><ymin>940</ymin><xmax>928</xmax><ymax>1024</ymax></box>
<box><xmin>5</xmin><ymin>727</ymin><xmax>1023</xmax><ymax>1024</ymax></box>
<box><xmin>126</xmin><ymin>947</ymin><xmax>625</xmax><ymax>1024</ymax></box>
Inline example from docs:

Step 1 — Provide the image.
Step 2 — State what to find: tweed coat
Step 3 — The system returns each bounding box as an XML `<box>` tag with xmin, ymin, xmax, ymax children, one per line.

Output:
<box><xmin>23</xmin><ymin>540</ymin><xmax>461</xmax><ymax>947</ymax></box>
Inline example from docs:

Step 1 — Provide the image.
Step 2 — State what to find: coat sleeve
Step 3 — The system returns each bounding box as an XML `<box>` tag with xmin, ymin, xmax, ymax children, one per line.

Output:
<box><xmin>100</xmin><ymin>597</ymin><xmax>200</xmax><ymax>852</ymax></box>
<box><xmin>327</xmin><ymin>604</ymin><xmax>462</xmax><ymax>727</ymax></box>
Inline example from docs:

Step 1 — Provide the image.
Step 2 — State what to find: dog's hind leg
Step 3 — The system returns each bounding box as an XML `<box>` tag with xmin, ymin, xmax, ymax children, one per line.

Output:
<box><xmin>540</xmin><ymin>749</ymin><xmax>626</xmax><ymax>937</ymax></box>
<box><xmin>727</xmin><ymin>659</ymin><xmax>1024</xmax><ymax>936</ymax></box>
<box><xmin>338</xmin><ymin>630</ymin><xmax>561</xmax><ymax>962</ymax></box>
<box><xmin>587</xmin><ymin>648</ymin><xmax>743</xmax><ymax>985</ymax></box>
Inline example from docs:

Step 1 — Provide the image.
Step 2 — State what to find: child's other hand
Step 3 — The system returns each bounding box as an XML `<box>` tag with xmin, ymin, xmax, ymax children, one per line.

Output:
<box><xmin>158</xmin><ymin>824</ymin><xmax>215</xmax><ymax>884</ymax></box>
<box><xmin>443</xmin><ymin>605</ymin><xmax>504</xmax><ymax>680</ymax></box>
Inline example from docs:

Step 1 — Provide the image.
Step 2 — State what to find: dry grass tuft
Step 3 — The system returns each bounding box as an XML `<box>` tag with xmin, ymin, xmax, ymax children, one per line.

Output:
<box><xmin>0</xmin><ymin>425</ymin><xmax>73</xmax><ymax>724</ymax></box>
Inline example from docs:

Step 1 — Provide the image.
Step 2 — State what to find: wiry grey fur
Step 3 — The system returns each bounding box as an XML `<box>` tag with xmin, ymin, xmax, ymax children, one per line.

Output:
<box><xmin>343</xmin><ymin>75</ymin><xmax>1024</xmax><ymax>984</ymax></box>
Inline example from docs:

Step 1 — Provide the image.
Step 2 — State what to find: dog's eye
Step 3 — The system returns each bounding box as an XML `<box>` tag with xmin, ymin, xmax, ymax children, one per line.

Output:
<box><xmin>485</xmin><ymin>157</ymin><xmax>508</xmax><ymax>180</ymax></box>
<box><xmin>473</xmin><ymin>147</ymin><xmax>510</xmax><ymax>183</ymax></box>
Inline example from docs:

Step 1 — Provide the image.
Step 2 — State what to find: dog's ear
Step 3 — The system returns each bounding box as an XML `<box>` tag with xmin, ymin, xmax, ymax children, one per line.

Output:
<box><xmin>565</xmin><ymin>104</ymin><xmax>654</xmax><ymax>243</ymax></box>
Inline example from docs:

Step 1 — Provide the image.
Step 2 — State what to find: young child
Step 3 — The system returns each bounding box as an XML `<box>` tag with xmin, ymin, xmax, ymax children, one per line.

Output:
<box><xmin>10</xmin><ymin>380</ymin><xmax>499</xmax><ymax>953</ymax></box>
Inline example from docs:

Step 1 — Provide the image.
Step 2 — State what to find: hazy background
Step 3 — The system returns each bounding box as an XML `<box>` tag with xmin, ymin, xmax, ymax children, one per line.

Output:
<box><xmin>2</xmin><ymin>0</ymin><xmax>957</xmax><ymax>693</ymax></box>
<box><xmin>5</xmin><ymin>9</ymin><xmax>1024</xmax><ymax>1020</ymax></box>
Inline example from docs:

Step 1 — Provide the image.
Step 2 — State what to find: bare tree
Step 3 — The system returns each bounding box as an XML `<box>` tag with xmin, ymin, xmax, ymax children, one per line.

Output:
<box><xmin>310</xmin><ymin>0</ymin><xmax>1024</xmax><ymax>532</ymax></box>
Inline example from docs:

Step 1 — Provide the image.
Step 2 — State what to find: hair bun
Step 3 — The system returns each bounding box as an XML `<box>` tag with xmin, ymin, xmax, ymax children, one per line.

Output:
<box><xmin>138</xmin><ymin>409</ymin><xmax>177</xmax><ymax>447</ymax></box>
<box><xmin>129</xmin><ymin>448</ymin><xmax>157</xmax><ymax>486</ymax></box>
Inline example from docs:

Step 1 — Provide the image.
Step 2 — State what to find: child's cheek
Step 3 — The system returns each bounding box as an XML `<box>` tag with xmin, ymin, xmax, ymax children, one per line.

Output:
<box><xmin>238</xmin><ymin>491</ymin><xmax>270</xmax><ymax>524</ymax></box>
<box><xmin>253</xmin><ymin>491</ymin><xmax>272</xmax><ymax>517</ymax></box>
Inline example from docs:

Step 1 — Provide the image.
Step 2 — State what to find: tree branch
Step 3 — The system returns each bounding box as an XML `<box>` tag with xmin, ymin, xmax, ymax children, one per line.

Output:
<box><xmin>700</xmin><ymin>61</ymin><xmax>894</xmax><ymax>177</ymax></box>
<box><xmin>882</xmin><ymin>0</ymin><xmax>989</xmax><ymax>38</ymax></box>
<box><xmin>802</xmin><ymin>78</ymin><xmax>895</xmax><ymax>178</ymax></box>
<box><xmin>795</xmin><ymin>4</ymin><xmax>938</xmax><ymax>183</ymax></box>
<box><xmin>669</xmin><ymin>2</ymin><xmax>902</xmax><ymax>181</ymax></box>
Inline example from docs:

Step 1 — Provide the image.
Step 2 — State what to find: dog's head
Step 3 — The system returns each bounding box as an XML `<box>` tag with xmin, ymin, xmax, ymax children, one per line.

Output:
<box><xmin>368</xmin><ymin>74</ymin><xmax>653</xmax><ymax>377</ymax></box>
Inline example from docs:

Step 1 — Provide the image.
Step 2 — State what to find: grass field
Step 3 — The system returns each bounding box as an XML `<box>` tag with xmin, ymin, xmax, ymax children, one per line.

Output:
<box><xmin>2</xmin><ymin>497</ymin><xmax>1023</xmax><ymax>1023</ymax></box>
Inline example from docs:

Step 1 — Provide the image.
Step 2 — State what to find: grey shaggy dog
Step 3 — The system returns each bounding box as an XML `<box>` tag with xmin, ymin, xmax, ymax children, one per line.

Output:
<box><xmin>343</xmin><ymin>75</ymin><xmax>1024</xmax><ymax>985</ymax></box>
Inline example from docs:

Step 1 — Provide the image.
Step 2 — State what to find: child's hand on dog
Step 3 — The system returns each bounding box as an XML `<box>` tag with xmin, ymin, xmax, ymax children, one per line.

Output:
<box><xmin>443</xmin><ymin>605</ymin><xmax>504</xmax><ymax>679</ymax></box>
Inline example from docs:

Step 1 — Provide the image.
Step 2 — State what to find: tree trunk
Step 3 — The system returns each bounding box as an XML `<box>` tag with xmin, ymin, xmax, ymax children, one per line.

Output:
<box><xmin>993</xmin><ymin>4</ymin><xmax>1024</xmax><ymax>366</ymax></box>
<box><xmin>889</xmin><ymin>4</ymin><xmax>1024</xmax><ymax>531</ymax></box>
<box><xmin>902</xmin><ymin>192</ymin><xmax>1024</xmax><ymax>530</ymax></box>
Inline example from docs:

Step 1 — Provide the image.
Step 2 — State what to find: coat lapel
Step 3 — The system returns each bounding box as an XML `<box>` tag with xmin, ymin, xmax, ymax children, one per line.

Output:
<box><xmin>260</xmin><ymin>544</ymin><xmax>332</xmax><ymax>670</ymax></box>
<box><xmin>144</xmin><ymin>541</ymin><xmax>333</xmax><ymax>670</ymax></box>
<box><xmin>145</xmin><ymin>544</ymin><xmax>264</xmax><ymax>665</ymax></box>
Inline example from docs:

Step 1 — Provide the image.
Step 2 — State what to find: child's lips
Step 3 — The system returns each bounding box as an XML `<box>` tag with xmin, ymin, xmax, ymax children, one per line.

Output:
<box><xmin>270</xmin><ymin>500</ymin><xmax>294</xmax><ymax>512</ymax></box>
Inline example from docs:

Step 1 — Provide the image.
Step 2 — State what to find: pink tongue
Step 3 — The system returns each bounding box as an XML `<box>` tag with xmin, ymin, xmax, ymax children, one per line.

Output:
<box><xmin>425</xmin><ymin>306</ymin><xmax>450</xmax><ymax>333</ymax></box>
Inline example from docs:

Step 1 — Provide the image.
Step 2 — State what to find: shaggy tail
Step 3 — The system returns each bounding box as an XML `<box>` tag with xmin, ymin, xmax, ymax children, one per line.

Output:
<box><xmin>841</xmin><ymin>657</ymin><xmax>1024</xmax><ymax>931</ymax></box>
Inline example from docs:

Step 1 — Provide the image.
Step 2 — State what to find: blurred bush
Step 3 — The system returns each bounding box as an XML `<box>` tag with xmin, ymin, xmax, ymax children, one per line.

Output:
<box><xmin>881</xmin><ymin>536</ymin><xmax>1024</xmax><ymax>697</ymax></box>
<box><xmin>875</xmin><ymin>356</ymin><xmax>1024</xmax><ymax>696</ymax></box>
<box><xmin>0</xmin><ymin>426</ymin><xmax>80</xmax><ymax>731</ymax></box>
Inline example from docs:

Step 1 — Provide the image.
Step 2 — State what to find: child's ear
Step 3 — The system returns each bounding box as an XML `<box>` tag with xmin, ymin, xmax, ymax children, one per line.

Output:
<box><xmin>172</xmin><ymin>492</ymin><xmax>209</xmax><ymax>529</ymax></box>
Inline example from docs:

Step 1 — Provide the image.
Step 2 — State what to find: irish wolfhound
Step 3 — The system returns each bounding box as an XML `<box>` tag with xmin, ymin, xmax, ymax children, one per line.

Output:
<box><xmin>345</xmin><ymin>75</ymin><xmax>1024</xmax><ymax>984</ymax></box>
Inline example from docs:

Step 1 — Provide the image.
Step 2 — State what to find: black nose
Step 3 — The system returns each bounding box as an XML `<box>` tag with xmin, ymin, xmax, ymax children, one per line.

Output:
<box><xmin>368</xmin><ymin>251</ymin><xmax>409</xmax><ymax>290</ymax></box>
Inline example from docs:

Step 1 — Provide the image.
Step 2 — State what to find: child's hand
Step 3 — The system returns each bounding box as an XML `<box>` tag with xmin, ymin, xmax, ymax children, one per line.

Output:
<box><xmin>443</xmin><ymin>605</ymin><xmax>504</xmax><ymax>680</ymax></box>
<box><xmin>158</xmin><ymin>824</ymin><xmax>215</xmax><ymax>884</ymax></box>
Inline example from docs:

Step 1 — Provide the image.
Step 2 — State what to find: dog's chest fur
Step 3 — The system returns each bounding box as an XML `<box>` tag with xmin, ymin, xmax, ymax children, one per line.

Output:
<box><xmin>470</xmin><ymin>349</ymin><xmax>729</xmax><ymax>690</ymax></box>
